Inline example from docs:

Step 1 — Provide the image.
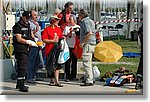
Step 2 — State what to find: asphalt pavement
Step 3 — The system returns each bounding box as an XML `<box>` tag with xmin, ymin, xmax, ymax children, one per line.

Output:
<box><xmin>0</xmin><ymin>79</ymin><xmax>142</xmax><ymax>95</ymax></box>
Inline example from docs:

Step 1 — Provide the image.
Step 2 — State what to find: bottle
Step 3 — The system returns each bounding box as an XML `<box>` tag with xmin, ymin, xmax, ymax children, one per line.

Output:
<box><xmin>54</xmin><ymin>33</ymin><xmax>57</xmax><ymax>38</ymax></box>
<box><xmin>54</xmin><ymin>33</ymin><xmax>58</xmax><ymax>44</ymax></box>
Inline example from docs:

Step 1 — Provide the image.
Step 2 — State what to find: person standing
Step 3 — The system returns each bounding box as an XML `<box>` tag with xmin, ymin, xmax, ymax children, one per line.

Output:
<box><xmin>78</xmin><ymin>9</ymin><xmax>96</xmax><ymax>86</ymax></box>
<box><xmin>42</xmin><ymin>16</ymin><xmax>64</xmax><ymax>87</ymax></box>
<box><xmin>27</xmin><ymin>10</ymin><xmax>43</xmax><ymax>84</ymax></box>
<box><xmin>63</xmin><ymin>14</ymin><xmax>80</xmax><ymax>82</ymax></box>
<box><xmin>13</xmin><ymin>11</ymin><xmax>38</xmax><ymax>92</ymax></box>
<box><xmin>58</xmin><ymin>1</ymin><xmax>74</xmax><ymax>32</ymax></box>
<box><xmin>135</xmin><ymin>24</ymin><xmax>143</xmax><ymax>90</ymax></box>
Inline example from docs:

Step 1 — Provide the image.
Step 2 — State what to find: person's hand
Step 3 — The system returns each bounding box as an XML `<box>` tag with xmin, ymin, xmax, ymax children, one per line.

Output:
<box><xmin>74</xmin><ymin>27</ymin><xmax>80</xmax><ymax>32</ymax></box>
<box><xmin>26</xmin><ymin>40</ymin><xmax>38</xmax><ymax>47</ymax></box>
<box><xmin>62</xmin><ymin>36</ymin><xmax>66</xmax><ymax>39</ymax></box>
<box><xmin>79</xmin><ymin>42</ymin><xmax>85</xmax><ymax>48</ymax></box>
<box><xmin>31</xmin><ymin>31</ymin><xmax>35</xmax><ymax>39</ymax></box>
<box><xmin>68</xmin><ymin>32</ymin><xmax>72</xmax><ymax>38</ymax></box>
<box><xmin>53</xmin><ymin>35</ymin><xmax>59</xmax><ymax>43</ymax></box>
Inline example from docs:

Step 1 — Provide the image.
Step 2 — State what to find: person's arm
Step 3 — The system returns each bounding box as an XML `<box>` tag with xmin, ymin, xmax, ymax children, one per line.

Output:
<box><xmin>65</xmin><ymin>31</ymin><xmax>73</xmax><ymax>38</ymax></box>
<box><xmin>80</xmin><ymin>21</ymin><xmax>94</xmax><ymax>47</ymax></box>
<box><xmin>13</xmin><ymin>25</ymin><xmax>26</xmax><ymax>44</ymax></box>
<box><xmin>16</xmin><ymin>34</ymin><xmax>38</xmax><ymax>47</ymax></box>
<box><xmin>16</xmin><ymin>34</ymin><xmax>28</xmax><ymax>44</ymax></box>
<box><xmin>31</xmin><ymin>31</ymin><xmax>35</xmax><ymax>39</ymax></box>
<box><xmin>13</xmin><ymin>24</ymin><xmax>37</xmax><ymax>46</ymax></box>
<box><xmin>63</xmin><ymin>27</ymin><xmax>72</xmax><ymax>38</ymax></box>
<box><xmin>43</xmin><ymin>34</ymin><xmax>59</xmax><ymax>44</ymax></box>
<box><xmin>43</xmin><ymin>39</ymin><xmax>55</xmax><ymax>44</ymax></box>
<box><xmin>80</xmin><ymin>31</ymin><xmax>93</xmax><ymax>48</ymax></box>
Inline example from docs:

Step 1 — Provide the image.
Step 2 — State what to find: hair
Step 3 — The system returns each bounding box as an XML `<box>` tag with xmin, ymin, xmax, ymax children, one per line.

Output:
<box><xmin>29</xmin><ymin>10</ymin><xmax>34</xmax><ymax>17</ymax></box>
<box><xmin>54</xmin><ymin>8</ymin><xmax>61</xmax><ymax>14</ymax></box>
<box><xmin>79</xmin><ymin>9</ymin><xmax>89</xmax><ymax>18</ymax></box>
<box><xmin>29</xmin><ymin>10</ymin><xmax>37</xmax><ymax>18</ymax></box>
<box><xmin>70</xmin><ymin>14</ymin><xmax>77</xmax><ymax>23</ymax></box>
<box><xmin>64</xmin><ymin>1</ymin><xmax>73</xmax><ymax>9</ymax></box>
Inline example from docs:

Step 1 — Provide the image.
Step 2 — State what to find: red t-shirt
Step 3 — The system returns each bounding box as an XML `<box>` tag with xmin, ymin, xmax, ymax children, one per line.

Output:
<box><xmin>42</xmin><ymin>26</ymin><xmax>63</xmax><ymax>57</ymax></box>
<box><xmin>58</xmin><ymin>13</ymin><xmax>71</xmax><ymax>32</ymax></box>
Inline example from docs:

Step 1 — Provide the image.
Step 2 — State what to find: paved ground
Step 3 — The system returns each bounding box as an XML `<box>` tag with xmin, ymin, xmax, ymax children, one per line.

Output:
<box><xmin>0</xmin><ymin>61</ymin><xmax>141</xmax><ymax>95</ymax></box>
<box><xmin>0</xmin><ymin>79</ymin><xmax>142</xmax><ymax>95</ymax></box>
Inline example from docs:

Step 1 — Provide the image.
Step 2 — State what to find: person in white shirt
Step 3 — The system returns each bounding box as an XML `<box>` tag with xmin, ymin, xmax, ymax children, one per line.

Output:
<box><xmin>63</xmin><ymin>14</ymin><xmax>80</xmax><ymax>82</ymax></box>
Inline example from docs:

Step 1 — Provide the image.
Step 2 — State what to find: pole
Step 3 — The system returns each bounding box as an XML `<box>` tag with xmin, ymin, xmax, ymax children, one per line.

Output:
<box><xmin>0</xmin><ymin>0</ymin><xmax>2</xmax><ymax>59</ymax></box>
<box><xmin>127</xmin><ymin>0</ymin><xmax>136</xmax><ymax>39</ymax></box>
<box><xmin>0</xmin><ymin>0</ymin><xmax>3</xmax><ymax>82</ymax></box>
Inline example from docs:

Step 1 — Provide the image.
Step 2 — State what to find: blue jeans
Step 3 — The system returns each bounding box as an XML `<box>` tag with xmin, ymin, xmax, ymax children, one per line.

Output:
<box><xmin>27</xmin><ymin>47</ymin><xmax>40</xmax><ymax>80</ymax></box>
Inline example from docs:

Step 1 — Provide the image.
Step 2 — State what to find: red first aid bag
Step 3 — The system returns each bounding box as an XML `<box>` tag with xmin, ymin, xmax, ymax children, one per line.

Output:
<box><xmin>72</xmin><ymin>36</ymin><xmax>82</xmax><ymax>59</ymax></box>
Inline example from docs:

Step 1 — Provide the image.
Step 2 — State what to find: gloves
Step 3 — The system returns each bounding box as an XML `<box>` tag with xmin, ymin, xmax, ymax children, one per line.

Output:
<box><xmin>26</xmin><ymin>40</ymin><xmax>38</xmax><ymax>47</ymax></box>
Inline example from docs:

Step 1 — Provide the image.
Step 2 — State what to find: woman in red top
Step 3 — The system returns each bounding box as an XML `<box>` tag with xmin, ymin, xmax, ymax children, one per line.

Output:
<box><xmin>42</xmin><ymin>16</ymin><xmax>63</xmax><ymax>87</ymax></box>
<box><xmin>58</xmin><ymin>1</ymin><xmax>74</xmax><ymax>32</ymax></box>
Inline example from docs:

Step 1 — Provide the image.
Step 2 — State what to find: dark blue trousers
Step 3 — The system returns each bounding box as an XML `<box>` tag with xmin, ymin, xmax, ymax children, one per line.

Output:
<box><xmin>27</xmin><ymin>47</ymin><xmax>40</xmax><ymax>80</ymax></box>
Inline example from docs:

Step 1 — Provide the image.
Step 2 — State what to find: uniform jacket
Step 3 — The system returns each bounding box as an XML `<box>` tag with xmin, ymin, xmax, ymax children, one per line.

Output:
<box><xmin>13</xmin><ymin>18</ymin><xmax>33</xmax><ymax>53</ymax></box>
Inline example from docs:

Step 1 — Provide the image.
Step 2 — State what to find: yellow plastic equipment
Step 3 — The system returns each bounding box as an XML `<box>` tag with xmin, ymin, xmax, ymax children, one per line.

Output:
<box><xmin>94</xmin><ymin>41</ymin><xmax>123</xmax><ymax>62</ymax></box>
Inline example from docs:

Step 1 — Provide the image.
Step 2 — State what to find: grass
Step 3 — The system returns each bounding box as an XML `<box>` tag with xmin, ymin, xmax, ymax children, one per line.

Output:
<box><xmin>119</xmin><ymin>57</ymin><xmax>140</xmax><ymax>64</ymax></box>
<box><xmin>92</xmin><ymin>36</ymin><xmax>141</xmax><ymax>77</ymax></box>
<box><xmin>113</xmin><ymin>40</ymin><xmax>141</xmax><ymax>53</ymax></box>
<box><xmin>94</xmin><ymin>64</ymin><xmax>138</xmax><ymax>77</ymax></box>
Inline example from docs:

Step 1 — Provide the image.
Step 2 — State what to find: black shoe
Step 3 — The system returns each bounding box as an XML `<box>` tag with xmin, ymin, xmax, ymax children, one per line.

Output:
<box><xmin>55</xmin><ymin>83</ymin><xmax>63</xmax><ymax>87</ymax></box>
<box><xmin>35</xmin><ymin>78</ymin><xmax>43</xmax><ymax>81</ymax></box>
<box><xmin>82</xmin><ymin>80</ymin><xmax>86</xmax><ymax>83</ymax></box>
<box><xmin>27</xmin><ymin>80</ymin><xmax>36</xmax><ymax>84</ymax></box>
<box><xmin>19</xmin><ymin>86</ymin><xmax>29</xmax><ymax>92</ymax></box>
<box><xmin>49</xmin><ymin>82</ymin><xmax>55</xmax><ymax>86</ymax></box>
<box><xmin>17</xmin><ymin>79</ymin><xmax>29</xmax><ymax>92</ymax></box>
<box><xmin>135</xmin><ymin>83</ymin><xmax>143</xmax><ymax>90</ymax></box>
<box><xmin>70</xmin><ymin>78</ymin><xmax>79</xmax><ymax>81</ymax></box>
<box><xmin>16</xmin><ymin>84</ymin><xmax>29</xmax><ymax>89</ymax></box>
<box><xmin>135</xmin><ymin>85</ymin><xmax>143</xmax><ymax>90</ymax></box>
<box><xmin>80</xmin><ymin>83</ymin><xmax>94</xmax><ymax>86</ymax></box>
<box><xmin>65</xmin><ymin>79</ymin><xmax>70</xmax><ymax>82</ymax></box>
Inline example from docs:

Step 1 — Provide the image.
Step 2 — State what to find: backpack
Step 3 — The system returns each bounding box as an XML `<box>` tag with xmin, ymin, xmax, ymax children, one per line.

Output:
<box><xmin>105</xmin><ymin>73</ymin><xmax>135</xmax><ymax>87</ymax></box>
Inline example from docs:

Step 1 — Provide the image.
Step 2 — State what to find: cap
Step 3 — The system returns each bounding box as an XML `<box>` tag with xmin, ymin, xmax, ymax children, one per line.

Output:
<box><xmin>49</xmin><ymin>15</ymin><xmax>61</xmax><ymax>21</ymax></box>
<box><xmin>22</xmin><ymin>11</ymin><xmax>30</xmax><ymax>19</ymax></box>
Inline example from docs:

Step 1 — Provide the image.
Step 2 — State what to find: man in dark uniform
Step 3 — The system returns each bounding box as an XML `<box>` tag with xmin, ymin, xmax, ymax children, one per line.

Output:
<box><xmin>13</xmin><ymin>11</ymin><xmax>37</xmax><ymax>92</ymax></box>
<box><xmin>135</xmin><ymin>25</ymin><xmax>143</xmax><ymax>90</ymax></box>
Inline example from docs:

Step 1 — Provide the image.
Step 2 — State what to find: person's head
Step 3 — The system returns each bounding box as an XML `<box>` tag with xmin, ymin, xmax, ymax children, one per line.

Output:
<box><xmin>49</xmin><ymin>16</ymin><xmax>61</xmax><ymax>26</ymax></box>
<box><xmin>22</xmin><ymin>11</ymin><xmax>30</xmax><ymax>24</ymax></box>
<box><xmin>78</xmin><ymin>9</ymin><xmax>89</xmax><ymax>21</ymax></box>
<box><xmin>30</xmin><ymin>10</ymin><xmax>38</xmax><ymax>21</ymax></box>
<box><xmin>69</xmin><ymin>14</ymin><xmax>77</xmax><ymax>25</ymax></box>
<box><xmin>64</xmin><ymin>1</ymin><xmax>73</xmax><ymax>14</ymax></box>
<box><xmin>54</xmin><ymin>8</ymin><xmax>61</xmax><ymax>16</ymax></box>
